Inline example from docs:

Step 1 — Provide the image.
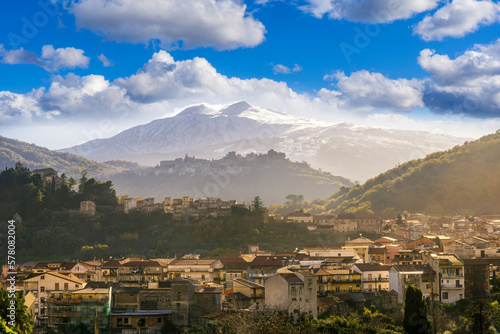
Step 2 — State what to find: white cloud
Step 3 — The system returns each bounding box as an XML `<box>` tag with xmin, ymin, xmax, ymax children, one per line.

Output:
<box><xmin>0</xmin><ymin>45</ymin><xmax>89</xmax><ymax>71</ymax></box>
<box><xmin>69</xmin><ymin>0</ymin><xmax>266</xmax><ymax>50</ymax></box>
<box><xmin>334</xmin><ymin>70</ymin><xmax>425</xmax><ymax>111</ymax></box>
<box><xmin>98</xmin><ymin>53</ymin><xmax>113</xmax><ymax>67</ymax></box>
<box><xmin>414</xmin><ymin>0</ymin><xmax>500</xmax><ymax>41</ymax></box>
<box><xmin>272</xmin><ymin>63</ymin><xmax>302</xmax><ymax>74</ymax></box>
<box><xmin>417</xmin><ymin>39</ymin><xmax>500</xmax><ymax>117</ymax></box>
<box><xmin>418</xmin><ymin>42</ymin><xmax>500</xmax><ymax>85</ymax></box>
<box><xmin>0</xmin><ymin>46</ymin><xmax>46</xmax><ymax>68</ymax></box>
<box><xmin>0</xmin><ymin>89</ymin><xmax>59</xmax><ymax>121</ymax></box>
<box><xmin>299</xmin><ymin>0</ymin><xmax>438</xmax><ymax>23</ymax></box>
<box><xmin>39</xmin><ymin>73</ymin><xmax>134</xmax><ymax>116</ymax></box>
<box><xmin>41</xmin><ymin>45</ymin><xmax>90</xmax><ymax>71</ymax></box>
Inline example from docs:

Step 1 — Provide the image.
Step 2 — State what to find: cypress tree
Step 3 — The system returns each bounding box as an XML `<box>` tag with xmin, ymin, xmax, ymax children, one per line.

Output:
<box><xmin>403</xmin><ymin>285</ymin><xmax>431</xmax><ymax>334</ymax></box>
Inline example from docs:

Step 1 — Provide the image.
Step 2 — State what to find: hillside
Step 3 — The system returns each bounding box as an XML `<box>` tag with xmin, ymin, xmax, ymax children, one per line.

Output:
<box><xmin>60</xmin><ymin>101</ymin><xmax>466</xmax><ymax>182</ymax></box>
<box><xmin>109</xmin><ymin>150</ymin><xmax>354</xmax><ymax>205</ymax></box>
<box><xmin>0</xmin><ymin>136</ymin><xmax>140</xmax><ymax>178</ymax></box>
<box><xmin>299</xmin><ymin>131</ymin><xmax>500</xmax><ymax>216</ymax></box>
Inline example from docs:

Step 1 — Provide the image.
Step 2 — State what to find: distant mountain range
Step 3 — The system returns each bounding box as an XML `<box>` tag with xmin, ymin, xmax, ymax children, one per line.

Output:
<box><xmin>301</xmin><ymin>131</ymin><xmax>500</xmax><ymax>216</ymax></box>
<box><xmin>0</xmin><ymin>136</ymin><xmax>140</xmax><ymax>178</ymax></box>
<box><xmin>60</xmin><ymin>101</ymin><xmax>467</xmax><ymax>182</ymax></box>
<box><xmin>0</xmin><ymin>135</ymin><xmax>353</xmax><ymax>205</ymax></box>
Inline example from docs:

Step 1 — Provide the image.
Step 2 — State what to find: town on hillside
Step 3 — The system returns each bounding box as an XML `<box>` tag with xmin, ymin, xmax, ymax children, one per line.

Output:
<box><xmin>2</xmin><ymin>211</ymin><xmax>500</xmax><ymax>333</ymax></box>
<box><xmin>3</xmin><ymin>164</ymin><xmax>500</xmax><ymax>333</ymax></box>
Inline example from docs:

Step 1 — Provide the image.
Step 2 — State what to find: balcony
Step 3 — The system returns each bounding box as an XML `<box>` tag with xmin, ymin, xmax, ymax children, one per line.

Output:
<box><xmin>248</xmin><ymin>273</ymin><xmax>272</xmax><ymax>278</ymax></box>
<box><xmin>47</xmin><ymin>298</ymin><xmax>82</xmax><ymax>304</ymax></box>
<box><xmin>363</xmin><ymin>278</ymin><xmax>389</xmax><ymax>282</ymax></box>
<box><xmin>331</xmin><ymin>279</ymin><xmax>361</xmax><ymax>283</ymax></box>
<box><xmin>441</xmin><ymin>284</ymin><xmax>463</xmax><ymax>289</ymax></box>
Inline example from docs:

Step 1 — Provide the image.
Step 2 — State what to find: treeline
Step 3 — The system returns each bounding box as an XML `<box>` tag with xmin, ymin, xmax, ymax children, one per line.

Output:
<box><xmin>0</xmin><ymin>167</ymin><xmax>116</xmax><ymax>220</ymax></box>
<box><xmin>292</xmin><ymin>130</ymin><xmax>500</xmax><ymax>217</ymax></box>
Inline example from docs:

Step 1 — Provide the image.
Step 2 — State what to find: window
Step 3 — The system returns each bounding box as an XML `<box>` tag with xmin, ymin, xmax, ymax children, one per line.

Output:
<box><xmin>138</xmin><ymin>318</ymin><xmax>146</xmax><ymax>327</ymax></box>
<box><xmin>55</xmin><ymin>283</ymin><xmax>59</xmax><ymax>290</ymax></box>
<box><xmin>117</xmin><ymin>318</ymin><xmax>123</xmax><ymax>326</ymax></box>
<box><xmin>40</xmin><ymin>287</ymin><xmax>45</xmax><ymax>292</ymax></box>
<box><xmin>443</xmin><ymin>292</ymin><xmax>448</xmax><ymax>300</ymax></box>
<box><xmin>158</xmin><ymin>317</ymin><xmax>162</xmax><ymax>323</ymax></box>
<box><xmin>41</xmin><ymin>275</ymin><xmax>45</xmax><ymax>280</ymax></box>
<box><xmin>124</xmin><ymin>318</ymin><xmax>129</xmax><ymax>324</ymax></box>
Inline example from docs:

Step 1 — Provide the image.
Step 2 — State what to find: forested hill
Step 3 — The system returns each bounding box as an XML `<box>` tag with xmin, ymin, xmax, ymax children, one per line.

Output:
<box><xmin>0</xmin><ymin>136</ymin><xmax>140</xmax><ymax>178</ymax></box>
<box><xmin>298</xmin><ymin>131</ymin><xmax>500</xmax><ymax>217</ymax></box>
<box><xmin>110</xmin><ymin>150</ymin><xmax>354</xmax><ymax>205</ymax></box>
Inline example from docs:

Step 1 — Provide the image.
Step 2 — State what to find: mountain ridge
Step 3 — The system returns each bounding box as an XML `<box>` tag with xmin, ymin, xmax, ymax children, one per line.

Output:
<box><xmin>60</xmin><ymin>101</ymin><xmax>467</xmax><ymax>182</ymax></box>
<box><xmin>296</xmin><ymin>131</ymin><xmax>500</xmax><ymax>216</ymax></box>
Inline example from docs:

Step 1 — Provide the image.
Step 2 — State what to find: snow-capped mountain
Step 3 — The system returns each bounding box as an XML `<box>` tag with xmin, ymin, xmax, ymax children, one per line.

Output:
<box><xmin>61</xmin><ymin>101</ymin><xmax>467</xmax><ymax>181</ymax></box>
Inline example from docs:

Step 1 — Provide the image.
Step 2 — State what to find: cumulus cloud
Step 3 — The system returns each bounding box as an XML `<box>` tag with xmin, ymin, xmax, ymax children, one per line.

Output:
<box><xmin>334</xmin><ymin>70</ymin><xmax>425</xmax><ymax>111</ymax></box>
<box><xmin>272</xmin><ymin>63</ymin><xmax>302</xmax><ymax>74</ymax></box>
<box><xmin>418</xmin><ymin>39</ymin><xmax>500</xmax><ymax>117</ymax></box>
<box><xmin>0</xmin><ymin>44</ymin><xmax>89</xmax><ymax>71</ymax></box>
<box><xmin>41</xmin><ymin>45</ymin><xmax>90</xmax><ymax>71</ymax></box>
<box><xmin>299</xmin><ymin>0</ymin><xmax>438</xmax><ymax>22</ymax></box>
<box><xmin>414</xmin><ymin>0</ymin><xmax>500</xmax><ymax>41</ymax></box>
<box><xmin>69</xmin><ymin>0</ymin><xmax>266</xmax><ymax>50</ymax></box>
<box><xmin>39</xmin><ymin>73</ymin><xmax>134</xmax><ymax>116</ymax></box>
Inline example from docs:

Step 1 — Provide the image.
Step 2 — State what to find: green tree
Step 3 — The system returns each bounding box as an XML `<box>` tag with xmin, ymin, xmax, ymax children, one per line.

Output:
<box><xmin>69</xmin><ymin>177</ymin><xmax>77</xmax><ymax>191</ymax></box>
<box><xmin>403</xmin><ymin>285</ymin><xmax>431</xmax><ymax>334</ymax></box>
<box><xmin>396</xmin><ymin>214</ymin><xmax>404</xmax><ymax>225</ymax></box>
<box><xmin>459</xmin><ymin>299</ymin><xmax>492</xmax><ymax>334</ymax></box>
<box><xmin>0</xmin><ymin>287</ymin><xmax>33</xmax><ymax>334</ymax></box>
<box><xmin>251</xmin><ymin>196</ymin><xmax>266</xmax><ymax>222</ymax></box>
<box><xmin>79</xmin><ymin>169</ymin><xmax>88</xmax><ymax>193</ymax></box>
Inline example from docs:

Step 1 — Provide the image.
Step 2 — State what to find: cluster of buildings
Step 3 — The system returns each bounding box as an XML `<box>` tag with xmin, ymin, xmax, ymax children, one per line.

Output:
<box><xmin>116</xmin><ymin>195</ymin><xmax>243</xmax><ymax>219</ymax></box>
<box><xmin>3</xmin><ymin>211</ymin><xmax>500</xmax><ymax>333</ymax></box>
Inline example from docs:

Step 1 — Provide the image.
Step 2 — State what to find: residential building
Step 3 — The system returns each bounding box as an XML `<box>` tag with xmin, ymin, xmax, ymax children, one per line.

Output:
<box><xmin>117</xmin><ymin>259</ymin><xmax>163</xmax><ymax>282</ymax></box>
<box><xmin>22</xmin><ymin>272</ymin><xmax>86</xmax><ymax>326</ymax></box>
<box><xmin>333</xmin><ymin>218</ymin><xmax>358</xmax><ymax>233</ymax></box>
<box><xmin>463</xmin><ymin>259</ymin><xmax>490</xmax><ymax>299</ymax></box>
<box><xmin>265</xmin><ymin>272</ymin><xmax>317</xmax><ymax>317</ymax></box>
<box><xmin>80</xmin><ymin>200</ymin><xmax>96</xmax><ymax>215</ymax></box>
<box><xmin>109</xmin><ymin>310</ymin><xmax>172</xmax><ymax>334</ymax></box>
<box><xmin>368</xmin><ymin>246</ymin><xmax>387</xmax><ymax>264</ymax></box>
<box><xmin>428</xmin><ymin>253</ymin><xmax>465</xmax><ymax>303</ymax></box>
<box><xmin>343</xmin><ymin>236</ymin><xmax>374</xmax><ymax>263</ymax></box>
<box><xmin>247</xmin><ymin>255</ymin><xmax>301</xmax><ymax>285</ymax></box>
<box><xmin>315</xmin><ymin>267</ymin><xmax>361</xmax><ymax>295</ymax></box>
<box><xmin>232</xmin><ymin>277</ymin><xmax>265</xmax><ymax>308</ymax></box>
<box><xmin>352</xmin><ymin>263</ymin><xmax>390</xmax><ymax>292</ymax></box>
<box><xmin>45</xmin><ymin>287</ymin><xmax>111</xmax><ymax>333</ymax></box>
<box><xmin>167</xmin><ymin>259</ymin><xmax>223</xmax><ymax>283</ymax></box>
<box><xmin>389</xmin><ymin>264</ymin><xmax>435</xmax><ymax>303</ymax></box>
<box><xmin>283</xmin><ymin>212</ymin><xmax>313</xmax><ymax>223</ymax></box>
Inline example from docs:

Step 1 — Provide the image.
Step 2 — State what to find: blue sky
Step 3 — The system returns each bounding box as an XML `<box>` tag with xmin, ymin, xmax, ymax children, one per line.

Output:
<box><xmin>1</xmin><ymin>0</ymin><xmax>500</xmax><ymax>149</ymax></box>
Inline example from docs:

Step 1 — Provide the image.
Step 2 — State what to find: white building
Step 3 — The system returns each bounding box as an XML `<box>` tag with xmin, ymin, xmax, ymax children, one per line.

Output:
<box><xmin>265</xmin><ymin>271</ymin><xmax>317</xmax><ymax>317</ymax></box>
<box><xmin>427</xmin><ymin>253</ymin><xmax>465</xmax><ymax>303</ymax></box>
<box><xmin>22</xmin><ymin>272</ymin><xmax>86</xmax><ymax>325</ymax></box>
<box><xmin>389</xmin><ymin>264</ymin><xmax>435</xmax><ymax>303</ymax></box>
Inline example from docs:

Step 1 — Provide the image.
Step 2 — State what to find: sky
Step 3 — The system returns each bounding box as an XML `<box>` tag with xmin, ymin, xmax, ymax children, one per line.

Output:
<box><xmin>1</xmin><ymin>0</ymin><xmax>500</xmax><ymax>150</ymax></box>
